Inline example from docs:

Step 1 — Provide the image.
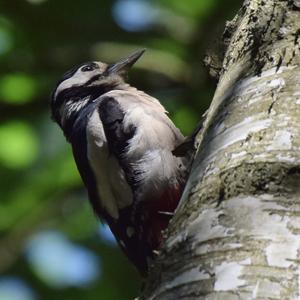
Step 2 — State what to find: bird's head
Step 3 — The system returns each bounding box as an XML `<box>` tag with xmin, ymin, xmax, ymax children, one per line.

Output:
<box><xmin>51</xmin><ymin>49</ymin><xmax>145</xmax><ymax>129</ymax></box>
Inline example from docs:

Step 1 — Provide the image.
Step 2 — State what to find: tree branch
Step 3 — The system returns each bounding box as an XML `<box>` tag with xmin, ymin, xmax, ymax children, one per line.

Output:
<box><xmin>141</xmin><ymin>0</ymin><xmax>300</xmax><ymax>299</ymax></box>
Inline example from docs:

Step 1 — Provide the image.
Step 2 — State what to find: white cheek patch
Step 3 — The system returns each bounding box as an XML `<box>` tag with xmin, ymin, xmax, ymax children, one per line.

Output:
<box><xmin>54</xmin><ymin>70</ymin><xmax>92</xmax><ymax>98</ymax></box>
<box><xmin>54</xmin><ymin>62</ymin><xmax>107</xmax><ymax>100</ymax></box>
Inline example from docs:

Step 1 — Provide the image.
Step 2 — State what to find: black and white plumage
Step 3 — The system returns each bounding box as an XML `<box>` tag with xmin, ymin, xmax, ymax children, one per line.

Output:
<box><xmin>51</xmin><ymin>49</ymin><xmax>189</xmax><ymax>274</ymax></box>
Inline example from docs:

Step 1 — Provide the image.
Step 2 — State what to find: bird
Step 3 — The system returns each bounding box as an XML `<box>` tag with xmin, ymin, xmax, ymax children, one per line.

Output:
<box><xmin>51</xmin><ymin>49</ymin><xmax>190</xmax><ymax>275</ymax></box>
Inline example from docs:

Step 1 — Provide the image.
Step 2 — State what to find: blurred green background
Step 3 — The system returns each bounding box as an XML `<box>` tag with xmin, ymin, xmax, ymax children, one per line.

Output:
<box><xmin>0</xmin><ymin>0</ymin><xmax>240</xmax><ymax>299</ymax></box>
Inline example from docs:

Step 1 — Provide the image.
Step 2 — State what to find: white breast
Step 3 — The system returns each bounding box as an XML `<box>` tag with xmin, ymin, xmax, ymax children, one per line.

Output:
<box><xmin>86</xmin><ymin>110</ymin><xmax>133</xmax><ymax>219</ymax></box>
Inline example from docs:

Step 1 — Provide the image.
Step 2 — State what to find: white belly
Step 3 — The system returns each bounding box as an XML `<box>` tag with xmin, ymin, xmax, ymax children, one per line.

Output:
<box><xmin>86</xmin><ymin>110</ymin><xmax>133</xmax><ymax>219</ymax></box>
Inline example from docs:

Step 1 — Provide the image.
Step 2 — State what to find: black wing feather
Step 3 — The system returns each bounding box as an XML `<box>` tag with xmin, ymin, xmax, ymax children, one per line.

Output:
<box><xmin>98</xmin><ymin>96</ymin><xmax>136</xmax><ymax>157</ymax></box>
<box><xmin>98</xmin><ymin>97</ymin><xmax>139</xmax><ymax>188</ymax></box>
<box><xmin>98</xmin><ymin>97</ymin><xmax>151</xmax><ymax>274</ymax></box>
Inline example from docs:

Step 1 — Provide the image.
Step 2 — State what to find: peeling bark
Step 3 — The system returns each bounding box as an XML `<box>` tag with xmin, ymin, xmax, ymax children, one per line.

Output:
<box><xmin>140</xmin><ymin>0</ymin><xmax>300</xmax><ymax>299</ymax></box>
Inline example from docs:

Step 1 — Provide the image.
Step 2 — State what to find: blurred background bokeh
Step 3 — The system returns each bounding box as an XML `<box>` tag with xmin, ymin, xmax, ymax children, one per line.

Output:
<box><xmin>0</xmin><ymin>0</ymin><xmax>240</xmax><ymax>299</ymax></box>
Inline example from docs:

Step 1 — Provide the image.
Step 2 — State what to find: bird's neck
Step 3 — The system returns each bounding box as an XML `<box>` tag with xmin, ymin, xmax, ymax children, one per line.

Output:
<box><xmin>61</xmin><ymin>95</ymin><xmax>93</xmax><ymax>140</ymax></box>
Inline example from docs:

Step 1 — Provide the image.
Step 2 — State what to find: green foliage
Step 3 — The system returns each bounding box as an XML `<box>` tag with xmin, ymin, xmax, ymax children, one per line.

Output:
<box><xmin>0</xmin><ymin>74</ymin><xmax>37</xmax><ymax>104</ymax></box>
<box><xmin>0</xmin><ymin>0</ymin><xmax>240</xmax><ymax>299</ymax></box>
<box><xmin>173</xmin><ymin>106</ymin><xmax>199</xmax><ymax>135</ymax></box>
<box><xmin>0</xmin><ymin>121</ymin><xmax>38</xmax><ymax>168</ymax></box>
<box><xmin>159</xmin><ymin>0</ymin><xmax>218</xmax><ymax>18</ymax></box>
<box><xmin>0</xmin><ymin>17</ymin><xmax>13</xmax><ymax>55</ymax></box>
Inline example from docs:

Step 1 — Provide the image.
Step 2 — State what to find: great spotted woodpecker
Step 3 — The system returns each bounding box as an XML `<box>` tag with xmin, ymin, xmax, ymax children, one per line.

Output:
<box><xmin>51</xmin><ymin>49</ymin><xmax>190</xmax><ymax>274</ymax></box>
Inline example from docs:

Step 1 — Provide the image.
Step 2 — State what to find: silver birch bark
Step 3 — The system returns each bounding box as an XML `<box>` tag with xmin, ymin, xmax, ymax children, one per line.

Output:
<box><xmin>141</xmin><ymin>0</ymin><xmax>300</xmax><ymax>299</ymax></box>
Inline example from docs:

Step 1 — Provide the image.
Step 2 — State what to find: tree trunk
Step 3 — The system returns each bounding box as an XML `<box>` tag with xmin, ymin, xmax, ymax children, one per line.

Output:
<box><xmin>140</xmin><ymin>0</ymin><xmax>300</xmax><ymax>299</ymax></box>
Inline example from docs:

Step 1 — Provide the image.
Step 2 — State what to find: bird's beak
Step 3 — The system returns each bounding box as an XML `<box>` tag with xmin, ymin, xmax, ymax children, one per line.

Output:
<box><xmin>107</xmin><ymin>48</ymin><xmax>146</xmax><ymax>75</ymax></box>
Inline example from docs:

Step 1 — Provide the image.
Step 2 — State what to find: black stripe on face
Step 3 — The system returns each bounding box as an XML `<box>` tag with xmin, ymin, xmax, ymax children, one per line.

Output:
<box><xmin>84</xmin><ymin>74</ymin><xmax>104</xmax><ymax>87</ymax></box>
<box><xmin>51</xmin><ymin>82</ymin><xmax>117</xmax><ymax>124</ymax></box>
<box><xmin>52</xmin><ymin>62</ymin><xmax>96</xmax><ymax>98</ymax></box>
<box><xmin>52</xmin><ymin>63</ymin><xmax>106</xmax><ymax>101</ymax></box>
<box><xmin>51</xmin><ymin>63</ymin><xmax>86</xmax><ymax>101</ymax></box>
<box><xmin>50</xmin><ymin>62</ymin><xmax>119</xmax><ymax>126</ymax></box>
<box><xmin>51</xmin><ymin>62</ymin><xmax>96</xmax><ymax>119</ymax></box>
<box><xmin>53</xmin><ymin>73</ymin><xmax>107</xmax><ymax>108</ymax></box>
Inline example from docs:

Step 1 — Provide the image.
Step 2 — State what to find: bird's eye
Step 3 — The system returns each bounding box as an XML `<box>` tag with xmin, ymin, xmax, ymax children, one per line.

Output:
<box><xmin>81</xmin><ymin>64</ymin><xmax>97</xmax><ymax>72</ymax></box>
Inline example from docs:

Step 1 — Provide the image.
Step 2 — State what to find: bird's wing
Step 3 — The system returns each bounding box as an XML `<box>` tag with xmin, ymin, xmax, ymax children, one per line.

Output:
<box><xmin>68</xmin><ymin>99</ymin><xmax>147</xmax><ymax>273</ymax></box>
<box><xmin>95</xmin><ymin>92</ymin><xmax>189</xmax><ymax>274</ymax></box>
<box><xmin>97</xmin><ymin>95</ymin><xmax>139</xmax><ymax>189</ymax></box>
<box><xmin>97</xmin><ymin>95</ymin><xmax>158</xmax><ymax>273</ymax></box>
<box><xmin>97</xmin><ymin>89</ymin><xmax>187</xmax><ymax>188</ymax></box>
